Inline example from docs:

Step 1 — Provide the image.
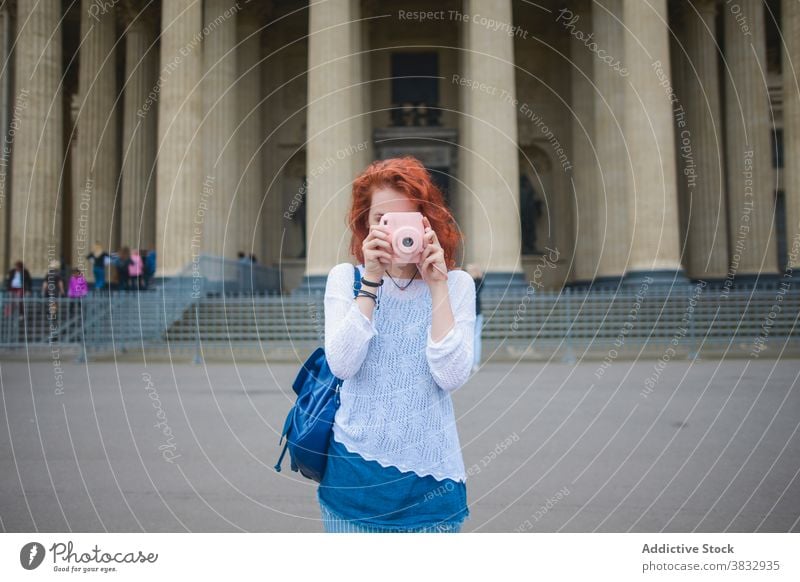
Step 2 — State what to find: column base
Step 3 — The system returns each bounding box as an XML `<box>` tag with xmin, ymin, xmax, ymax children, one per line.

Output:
<box><xmin>566</xmin><ymin>275</ymin><xmax>624</xmax><ymax>291</ymax></box>
<box><xmin>622</xmin><ymin>268</ymin><xmax>688</xmax><ymax>288</ymax></box>
<box><xmin>725</xmin><ymin>272</ymin><xmax>783</xmax><ymax>288</ymax></box>
<box><xmin>478</xmin><ymin>270</ymin><xmax>529</xmax><ymax>291</ymax></box>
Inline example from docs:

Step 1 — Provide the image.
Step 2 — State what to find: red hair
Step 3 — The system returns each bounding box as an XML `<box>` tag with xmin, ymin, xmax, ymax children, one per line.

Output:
<box><xmin>347</xmin><ymin>156</ymin><xmax>462</xmax><ymax>269</ymax></box>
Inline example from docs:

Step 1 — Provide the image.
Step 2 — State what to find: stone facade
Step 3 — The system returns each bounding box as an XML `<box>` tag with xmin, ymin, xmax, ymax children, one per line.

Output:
<box><xmin>0</xmin><ymin>0</ymin><xmax>795</xmax><ymax>291</ymax></box>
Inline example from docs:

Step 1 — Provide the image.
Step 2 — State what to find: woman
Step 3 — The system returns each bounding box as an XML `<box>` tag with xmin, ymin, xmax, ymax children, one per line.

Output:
<box><xmin>67</xmin><ymin>268</ymin><xmax>89</xmax><ymax>321</ymax></box>
<box><xmin>68</xmin><ymin>268</ymin><xmax>89</xmax><ymax>299</ymax></box>
<box><xmin>4</xmin><ymin>261</ymin><xmax>33</xmax><ymax>318</ymax></box>
<box><xmin>5</xmin><ymin>260</ymin><xmax>32</xmax><ymax>296</ymax></box>
<box><xmin>128</xmin><ymin>249</ymin><xmax>144</xmax><ymax>290</ymax></box>
<box><xmin>318</xmin><ymin>156</ymin><xmax>476</xmax><ymax>533</ymax></box>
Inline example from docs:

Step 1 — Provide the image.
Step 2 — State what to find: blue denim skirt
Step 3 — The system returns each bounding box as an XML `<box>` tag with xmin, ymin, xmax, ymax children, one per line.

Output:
<box><xmin>317</xmin><ymin>430</ymin><xmax>469</xmax><ymax>533</ymax></box>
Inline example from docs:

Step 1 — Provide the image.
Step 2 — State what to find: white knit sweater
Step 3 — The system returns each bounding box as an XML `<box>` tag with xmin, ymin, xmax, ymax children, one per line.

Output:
<box><xmin>324</xmin><ymin>262</ymin><xmax>476</xmax><ymax>482</ymax></box>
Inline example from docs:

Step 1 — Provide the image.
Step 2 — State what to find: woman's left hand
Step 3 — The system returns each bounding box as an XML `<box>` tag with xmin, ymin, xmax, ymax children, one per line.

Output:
<box><xmin>420</xmin><ymin>216</ymin><xmax>448</xmax><ymax>285</ymax></box>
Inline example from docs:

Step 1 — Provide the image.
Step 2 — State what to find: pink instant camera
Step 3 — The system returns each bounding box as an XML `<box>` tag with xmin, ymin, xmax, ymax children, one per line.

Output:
<box><xmin>380</xmin><ymin>211</ymin><xmax>427</xmax><ymax>264</ymax></box>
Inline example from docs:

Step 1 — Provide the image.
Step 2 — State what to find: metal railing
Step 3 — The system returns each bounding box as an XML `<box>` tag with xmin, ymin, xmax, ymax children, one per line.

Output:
<box><xmin>0</xmin><ymin>255</ymin><xmax>282</xmax><ymax>359</ymax></box>
<box><xmin>183</xmin><ymin>254</ymin><xmax>281</xmax><ymax>295</ymax></box>
<box><xmin>1</xmin><ymin>281</ymin><xmax>798</xmax><ymax>359</ymax></box>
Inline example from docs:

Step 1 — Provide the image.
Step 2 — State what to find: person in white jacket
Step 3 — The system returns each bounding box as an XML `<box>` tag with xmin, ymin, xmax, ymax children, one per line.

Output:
<box><xmin>317</xmin><ymin>155</ymin><xmax>476</xmax><ymax>533</ymax></box>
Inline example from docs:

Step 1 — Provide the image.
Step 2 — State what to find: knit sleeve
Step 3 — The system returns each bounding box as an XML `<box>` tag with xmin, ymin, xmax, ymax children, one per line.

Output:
<box><xmin>425</xmin><ymin>270</ymin><xmax>476</xmax><ymax>393</ymax></box>
<box><xmin>324</xmin><ymin>263</ymin><xmax>377</xmax><ymax>379</ymax></box>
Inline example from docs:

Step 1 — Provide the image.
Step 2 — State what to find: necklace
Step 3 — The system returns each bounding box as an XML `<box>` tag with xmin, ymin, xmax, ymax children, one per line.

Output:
<box><xmin>385</xmin><ymin>266</ymin><xmax>419</xmax><ymax>291</ymax></box>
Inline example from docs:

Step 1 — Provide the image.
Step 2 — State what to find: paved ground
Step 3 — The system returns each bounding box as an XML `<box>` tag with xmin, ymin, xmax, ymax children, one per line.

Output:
<box><xmin>0</xmin><ymin>357</ymin><xmax>798</xmax><ymax>532</ymax></box>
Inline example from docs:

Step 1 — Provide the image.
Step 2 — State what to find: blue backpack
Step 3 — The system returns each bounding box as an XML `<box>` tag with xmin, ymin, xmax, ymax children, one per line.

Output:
<box><xmin>274</xmin><ymin>264</ymin><xmax>361</xmax><ymax>482</ymax></box>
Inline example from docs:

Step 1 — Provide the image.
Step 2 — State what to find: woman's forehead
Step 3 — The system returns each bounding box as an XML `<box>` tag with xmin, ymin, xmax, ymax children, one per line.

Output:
<box><xmin>370</xmin><ymin>187</ymin><xmax>417</xmax><ymax>211</ymax></box>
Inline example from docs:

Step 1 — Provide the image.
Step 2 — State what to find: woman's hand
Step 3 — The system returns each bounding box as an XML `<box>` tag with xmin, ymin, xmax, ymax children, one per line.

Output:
<box><xmin>362</xmin><ymin>223</ymin><xmax>392</xmax><ymax>280</ymax></box>
<box><xmin>420</xmin><ymin>216</ymin><xmax>448</xmax><ymax>286</ymax></box>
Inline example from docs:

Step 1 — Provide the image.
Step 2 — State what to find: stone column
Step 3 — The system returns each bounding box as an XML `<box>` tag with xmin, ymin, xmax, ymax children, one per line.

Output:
<box><xmin>592</xmin><ymin>0</ymin><xmax>630</xmax><ymax>282</ymax></box>
<box><xmin>783</xmin><ymin>0</ymin><xmax>800</xmax><ymax>270</ymax></box>
<box><xmin>120</xmin><ymin>3</ymin><xmax>158</xmax><ymax>251</ymax></box>
<box><xmin>72</xmin><ymin>0</ymin><xmax>119</xmax><ymax>272</ymax></box>
<box><xmin>260</xmin><ymin>29</ymin><xmax>282</xmax><ymax>267</ymax></box>
<box><xmin>237</xmin><ymin>14</ymin><xmax>262</xmax><ymax>257</ymax></box>
<box><xmin>0</xmin><ymin>4</ymin><xmax>10</xmax><ymax>276</ymax></box>
<box><xmin>567</xmin><ymin>0</ymin><xmax>601</xmax><ymax>284</ymax></box>
<box><xmin>156</xmin><ymin>0</ymin><xmax>203</xmax><ymax>276</ymax></box>
<box><xmin>460</xmin><ymin>0</ymin><xmax>523</xmax><ymax>288</ymax></box>
<box><xmin>202</xmin><ymin>0</ymin><xmax>238</xmax><ymax>259</ymax></box>
<box><xmin>304</xmin><ymin>0</ymin><xmax>369</xmax><ymax>286</ymax></box>
<box><xmin>678</xmin><ymin>0</ymin><xmax>728</xmax><ymax>280</ymax></box>
<box><xmin>723</xmin><ymin>0</ymin><xmax>779</xmax><ymax>278</ymax></box>
<box><xmin>623</xmin><ymin>0</ymin><xmax>683</xmax><ymax>280</ymax></box>
<box><xmin>11</xmin><ymin>0</ymin><xmax>64</xmax><ymax>277</ymax></box>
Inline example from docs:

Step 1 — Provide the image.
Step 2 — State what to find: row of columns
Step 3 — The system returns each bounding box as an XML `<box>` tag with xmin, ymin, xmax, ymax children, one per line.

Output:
<box><xmin>571</xmin><ymin>0</ymin><xmax>793</xmax><ymax>284</ymax></box>
<box><xmin>305</xmin><ymin>0</ymin><xmax>795</xmax><ymax>288</ymax></box>
<box><xmin>304</xmin><ymin>0</ymin><xmax>525</xmax><ymax>287</ymax></box>
<box><xmin>4</xmin><ymin>0</ymin><xmax>267</xmax><ymax>277</ymax></box>
<box><xmin>3</xmin><ymin>0</ymin><xmax>798</xmax><ymax>282</ymax></box>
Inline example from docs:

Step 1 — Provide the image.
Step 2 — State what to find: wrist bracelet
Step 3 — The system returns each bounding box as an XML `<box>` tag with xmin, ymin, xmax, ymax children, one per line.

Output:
<box><xmin>356</xmin><ymin>289</ymin><xmax>377</xmax><ymax>300</ymax></box>
<box><xmin>355</xmin><ymin>289</ymin><xmax>379</xmax><ymax>309</ymax></box>
<box><xmin>360</xmin><ymin>277</ymin><xmax>383</xmax><ymax>287</ymax></box>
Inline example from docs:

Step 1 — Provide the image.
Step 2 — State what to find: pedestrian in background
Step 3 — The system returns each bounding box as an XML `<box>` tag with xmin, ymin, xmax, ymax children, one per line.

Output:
<box><xmin>86</xmin><ymin>242</ymin><xmax>110</xmax><ymax>290</ymax></box>
<box><xmin>68</xmin><ymin>268</ymin><xmax>89</xmax><ymax>299</ymax></box>
<box><xmin>466</xmin><ymin>264</ymin><xmax>484</xmax><ymax>373</ymax></box>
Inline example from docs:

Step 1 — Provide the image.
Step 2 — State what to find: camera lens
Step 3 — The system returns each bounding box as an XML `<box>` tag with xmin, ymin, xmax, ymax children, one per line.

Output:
<box><xmin>402</xmin><ymin>237</ymin><xmax>414</xmax><ymax>248</ymax></box>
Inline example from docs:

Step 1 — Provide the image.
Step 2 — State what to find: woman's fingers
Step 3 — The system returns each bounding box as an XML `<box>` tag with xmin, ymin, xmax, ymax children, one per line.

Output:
<box><xmin>424</xmin><ymin>229</ymin><xmax>440</xmax><ymax>250</ymax></box>
<box><xmin>368</xmin><ymin>224</ymin><xmax>391</xmax><ymax>239</ymax></box>
<box><xmin>366</xmin><ymin>237</ymin><xmax>391</xmax><ymax>250</ymax></box>
<box><xmin>365</xmin><ymin>246</ymin><xmax>392</xmax><ymax>261</ymax></box>
<box><xmin>422</xmin><ymin>250</ymin><xmax>444</xmax><ymax>270</ymax></box>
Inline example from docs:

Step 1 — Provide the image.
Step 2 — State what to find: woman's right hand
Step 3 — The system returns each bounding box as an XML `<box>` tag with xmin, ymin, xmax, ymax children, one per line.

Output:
<box><xmin>362</xmin><ymin>224</ymin><xmax>392</xmax><ymax>280</ymax></box>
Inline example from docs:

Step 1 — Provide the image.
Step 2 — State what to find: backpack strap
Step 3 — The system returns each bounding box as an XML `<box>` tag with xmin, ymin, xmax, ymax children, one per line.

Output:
<box><xmin>274</xmin><ymin>441</ymin><xmax>289</xmax><ymax>472</ymax></box>
<box><xmin>353</xmin><ymin>263</ymin><xmax>361</xmax><ymax>297</ymax></box>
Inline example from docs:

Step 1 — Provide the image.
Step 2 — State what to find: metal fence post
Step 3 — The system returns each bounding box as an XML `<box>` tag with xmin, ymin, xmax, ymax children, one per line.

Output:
<box><xmin>193</xmin><ymin>303</ymin><xmax>203</xmax><ymax>365</ymax></box>
<box><xmin>563</xmin><ymin>287</ymin><xmax>576</xmax><ymax>364</ymax></box>
<box><xmin>76</xmin><ymin>298</ymin><xmax>87</xmax><ymax>363</ymax></box>
<box><xmin>688</xmin><ymin>285</ymin><xmax>698</xmax><ymax>361</ymax></box>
